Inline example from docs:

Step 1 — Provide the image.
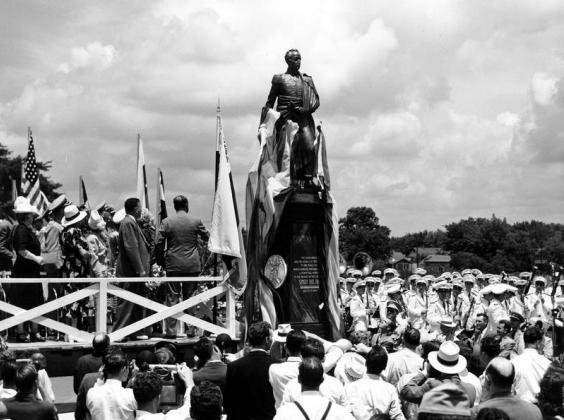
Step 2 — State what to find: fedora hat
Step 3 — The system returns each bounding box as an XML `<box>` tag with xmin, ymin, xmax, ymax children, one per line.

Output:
<box><xmin>47</xmin><ymin>194</ymin><xmax>68</xmax><ymax>212</ymax></box>
<box><xmin>343</xmin><ymin>353</ymin><xmax>367</xmax><ymax>382</ymax></box>
<box><xmin>440</xmin><ymin>317</ymin><xmax>457</xmax><ymax>330</ymax></box>
<box><xmin>13</xmin><ymin>196</ymin><xmax>40</xmax><ymax>216</ymax></box>
<box><xmin>88</xmin><ymin>209</ymin><xmax>106</xmax><ymax>231</ymax></box>
<box><xmin>273</xmin><ymin>324</ymin><xmax>292</xmax><ymax>343</ymax></box>
<box><xmin>62</xmin><ymin>204</ymin><xmax>87</xmax><ymax>227</ymax></box>
<box><xmin>428</xmin><ymin>341</ymin><xmax>466</xmax><ymax>375</ymax></box>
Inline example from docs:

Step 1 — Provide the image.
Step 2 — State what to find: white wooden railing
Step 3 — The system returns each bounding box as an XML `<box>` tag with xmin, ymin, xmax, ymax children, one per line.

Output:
<box><xmin>0</xmin><ymin>276</ymin><xmax>238</xmax><ymax>342</ymax></box>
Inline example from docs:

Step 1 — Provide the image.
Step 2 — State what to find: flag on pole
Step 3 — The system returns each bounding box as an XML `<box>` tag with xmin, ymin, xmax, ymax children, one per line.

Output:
<box><xmin>136</xmin><ymin>134</ymin><xmax>149</xmax><ymax>209</ymax></box>
<box><xmin>11</xmin><ymin>178</ymin><xmax>17</xmax><ymax>202</ymax></box>
<box><xmin>79</xmin><ymin>176</ymin><xmax>90</xmax><ymax>209</ymax></box>
<box><xmin>155</xmin><ymin>167</ymin><xmax>167</xmax><ymax>228</ymax></box>
<box><xmin>209</xmin><ymin>104</ymin><xmax>247</xmax><ymax>294</ymax></box>
<box><xmin>21</xmin><ymin>128</ymin><xmax>48</xmax><ymax>215</ymax></box>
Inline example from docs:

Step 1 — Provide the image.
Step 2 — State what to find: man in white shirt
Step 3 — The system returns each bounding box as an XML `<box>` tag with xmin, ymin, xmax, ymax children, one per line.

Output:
<box><xmin>269</xmin><ymin>328</ymin><xmax>306</xmax><ymax>408</ymax></box>
<box><xmin>281</xmin><ymin>338</ymin><xmax>347</xmax><ymax>406</ymax></box>
<box><xmin>274</xmin><ymin>358</ymin><xmax>353</xmax><ymax>420</ymax></box>
<box><xmin>512</xmin><ymin>326</ymin><xmax>551</xmax><ymax>403</ymax></box>
<box><xmin>86</xmin><ymin>349</ymin><xmax>137</xmax><ymax>420</ymax></box>
<box><xmin>345</xmin><ymin>345</ymin><xmax>405</xmax><ymax>420</ymax></box>
<box><xmin>380</xmin><ymin>328</ymin><xmax>423</xmax><ymax>386</ymax></box>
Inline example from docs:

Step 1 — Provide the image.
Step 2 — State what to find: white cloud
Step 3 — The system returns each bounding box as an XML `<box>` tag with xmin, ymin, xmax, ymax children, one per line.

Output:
<box><xmin>58</xmin><ymin>42</ymin><xmax>116</xmax><ymax>73</ymax></box>
<box><xmin>531</xmin><ymin>72</ymin><xmax>558</xmax><ymax>105</ymax></box>
<box><xmin>1</xmin><ymin>1</ymin><xmax>563</xmax><ymax>235</ymax></box>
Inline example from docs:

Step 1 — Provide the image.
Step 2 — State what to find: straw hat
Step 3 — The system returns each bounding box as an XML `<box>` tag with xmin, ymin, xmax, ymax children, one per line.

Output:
<box><xmin>88</xmin><ymin>209</ymin><xmax>106</xmax><ymax>231</ymax></box>
<box><xmin>47</xmin><ymin>194</ymin><xmax>67</xmax><ymax>212</ymax></box>
<box><xmin>13</xmin><ymin>196</ymin><xmax>40</xmax><ymax>216</ymax></box>
<box><xmin>62</xmin><ymin>205</ymin><xmax>87</xmax><ymax>227</ymax></box>
<box><xmin>428</xmin><ymin>341</ymin><xmax>467</xmax><ymax>375</ymax></box>
<box><xmin>343</xmin><ymin>353</ymin><xmax>367</xmax><ymax>381</ymax></box>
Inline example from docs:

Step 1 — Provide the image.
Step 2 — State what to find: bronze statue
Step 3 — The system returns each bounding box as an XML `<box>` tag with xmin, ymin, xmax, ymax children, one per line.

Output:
<box><xmin>261</xmin><ymin>49</ymin><xmax>320</xmax><ymax>184</ymax></box>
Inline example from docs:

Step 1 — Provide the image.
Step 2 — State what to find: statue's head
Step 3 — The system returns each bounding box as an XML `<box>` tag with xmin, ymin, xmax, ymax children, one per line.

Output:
<box><xmin>284</xmin><ymin>49</ymin><xmax>301</xmax><ymax>71</ymax></box>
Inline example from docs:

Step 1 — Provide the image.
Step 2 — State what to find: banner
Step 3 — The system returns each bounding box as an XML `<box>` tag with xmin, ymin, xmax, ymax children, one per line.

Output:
<box><xmin>209</xmin><ymin>105</ymin><xmax>247</xmax><ymax>294</ymax></box>
<box><xmin>136</xmin><ymin>134</ymin><xmax>149</xmax><ymax>209</ymax></box>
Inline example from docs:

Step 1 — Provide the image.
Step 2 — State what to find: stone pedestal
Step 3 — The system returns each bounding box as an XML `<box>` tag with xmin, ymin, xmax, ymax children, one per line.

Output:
<box><xmin>270</xmin><ymin>188</ymin><xmax>332</xmax><ymax>338</ymax></box>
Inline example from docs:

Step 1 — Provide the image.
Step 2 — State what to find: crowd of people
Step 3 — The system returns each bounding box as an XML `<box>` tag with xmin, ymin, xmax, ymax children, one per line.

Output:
<box><xmin>0</xmin><ymin>314</ymin><xmax>562</xmax><ymax>420</ymax></box>
<box><xmin>0</xmin><ymin>192</ymin><xmax>210</xmax><ymax>342</ymax></box>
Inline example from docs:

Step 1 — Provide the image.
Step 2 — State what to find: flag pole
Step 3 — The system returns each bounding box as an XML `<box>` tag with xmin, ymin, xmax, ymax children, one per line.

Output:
<box><xmin>212</xmin><ymin>99</ymin><xmax>221</xmax><ymax>325</ymax></box>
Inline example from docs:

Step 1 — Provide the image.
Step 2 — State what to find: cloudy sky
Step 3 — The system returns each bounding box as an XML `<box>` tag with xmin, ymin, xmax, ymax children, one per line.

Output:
<box><xmin>1</xmin><ymin>0</ymin><xmax>563</xmax><ymax>235</ymax></box>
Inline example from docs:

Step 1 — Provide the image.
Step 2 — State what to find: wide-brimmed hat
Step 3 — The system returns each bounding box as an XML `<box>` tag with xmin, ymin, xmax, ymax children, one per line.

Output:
<box><xmin>491</xmin><ymin>283</ymin><xmax>508</xmax><ymax>295</ymax></box>
<box><xmin>62</xmin><ymin>204</ymin><xmax>87</xmax><ymax>227</ymax></box>
<box><xmin>88</xmin><ymin>209</ymin><xmax>106</xmax><ymax>231</ymax></box>
<box><xmin>273</xmin><ymin>324</ymin><xmax>292</xmax><ymax>343</ymax></box>
<box><xmin>440</xmin><ymin>317</ymin><xmax>457</xmax><ymax>329</ymax></box>
<box><xmin>343</xmin><ymin>353</ymin><xmax>367</xmax><ymax>381</ymax></box>
<box><xmin>428</xmin><ymin>341</ymin><xmax>467</xmax><ymax>375</ymax></box>
<box><xmin>112</xmin><ymin>208</ymin><xmax>126</xmax><ymax>224</ymax></box>
<box><xmin>13</xmin><ymin>196</ymin><xmax>40</xmax><ymax>216</ymax></box>
<box><xmin>418</xmin><ymin>383</ymin><xmax>471</xmax><ymax>417</ymax></box>
<box><xmin>47</xmin><ymin>194</ymin><xmax>68</xmax><ymax>212</ymax></box>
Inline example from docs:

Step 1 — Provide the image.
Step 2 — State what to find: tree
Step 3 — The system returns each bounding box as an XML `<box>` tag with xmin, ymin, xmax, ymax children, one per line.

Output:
<box><xmin>338</xmin><ymin>207</ymin><xmax>391</xmax><ymax>263</ymax></box>
<box><xmin>0</xmin><ymin>142</ymin><xmax>62</xmax><ymax>212</ymax></box>
<box><xmin>390</xmin><ymin>229</ymin><xmax>447</xmax><ymax>255</ymax></box>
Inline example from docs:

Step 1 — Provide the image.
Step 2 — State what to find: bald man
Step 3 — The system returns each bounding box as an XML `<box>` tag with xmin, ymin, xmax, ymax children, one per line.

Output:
<box><xmin>73</xmin><ymin>333</ymin><xmax>110</xmax><ymax>394</ymax></box>
<box><xmin>474</xmin><ymin>357</ymin><xmax>541</xmax><ymax>420</ymax></box>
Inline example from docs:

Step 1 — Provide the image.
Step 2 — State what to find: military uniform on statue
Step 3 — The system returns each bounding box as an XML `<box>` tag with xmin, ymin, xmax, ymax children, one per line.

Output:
<box><xmin>245</xmin><ymin>49</ymin><xmax>342</xmax><ymax>338</ymax></box>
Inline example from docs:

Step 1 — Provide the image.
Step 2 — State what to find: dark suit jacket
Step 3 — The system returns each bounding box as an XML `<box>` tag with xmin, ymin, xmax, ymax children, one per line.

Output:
<box><xmin>224</xmin><ymin>351</ymin><xmax>279</xmax><ymax>420</ymax></box>
<box><xmin>1</xmin><ymin>394</ymin><xmax>58</xmax><ymax>420</ymax></box>
<box><xmin>155</xmin><ymin>211</ymin><xmax>209</xmax><ymax>274</ymax></box>
<box><xmin>116</xmin><ymin>215</ymin><xmax>150</xmax><ymax>277</ymax></box>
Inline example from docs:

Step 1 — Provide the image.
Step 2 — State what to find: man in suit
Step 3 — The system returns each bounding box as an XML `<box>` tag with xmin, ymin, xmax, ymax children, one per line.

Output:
<box><xmin>113</xmin><ymin>197</ymin><xmax>151</xmax><ymax>340</ymax></box>
<box><xmin>224</xmin><ymin>321</ymin><xmax>279</xmax><ymax>420</ymax></box>
<box><xmin>155</xmin><ymin>194</ymin><xmax>209</xmax><ymax>338</ymax></box>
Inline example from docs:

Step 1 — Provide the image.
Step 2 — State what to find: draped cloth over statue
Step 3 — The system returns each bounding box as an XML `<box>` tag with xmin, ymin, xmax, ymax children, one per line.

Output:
<box><xmin>245</xmin><ymin>109</ymin><xmax>342</xmax><ymax>339</ymax></box>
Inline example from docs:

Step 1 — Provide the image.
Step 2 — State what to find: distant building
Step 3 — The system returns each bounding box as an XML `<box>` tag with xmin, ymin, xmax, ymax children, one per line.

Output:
<box><xmin>420</xmin><ymin>254</ymin><xmax>452</xmax><ymax>276</ymax></box>
<box><xmin>388</xmin><ymin>251</ymin><xmax>413</xmax><ymax>279</ymax></box>
<box><xmin>408</xmin><ymin>247</ymin><xmax>445</xmax><ymax>266</ymax></box>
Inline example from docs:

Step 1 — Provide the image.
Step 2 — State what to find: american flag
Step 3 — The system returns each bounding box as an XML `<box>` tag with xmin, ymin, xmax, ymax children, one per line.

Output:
<box><xmin>21</xmin><ymin>128</ymin><xmax>49</xmax><ymax>215</ymax></box>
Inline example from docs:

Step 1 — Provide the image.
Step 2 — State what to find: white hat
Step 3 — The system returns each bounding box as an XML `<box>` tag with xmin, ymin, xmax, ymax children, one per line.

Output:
<box><xmin>491</xmin><ymin>283</ymin><xmax>508</xmax><ymax>295</ymax></box>
<box><xmin>112</xmin><ymin>208</ymin><xmax>126</xmax><ymax>224</ymax></box>
<box><xmin>386</xmin><ymin>284</ymin><xmax>401</xmax><ymax>295</ymax></box>
<box><xmin>414</xmin><ymin>268</ymin><xmax>427</xmax><ymax>276</ymax></box>
<box><xmin>434</xmin><ymin>281</ymin><xmax>452</xmax><ymax>291</ymax></box>
<box><xmin>533</xmin><ymin>276</ymin><xmax>547</xmax><ymax>285</ymax></box>
<box><xmin>480</xmin><ymin>285</ymin><xmax>493</xmax><ymax>295</ymax></box>
<box><xmin>62</xmin><ymin>205</ymin><xmax>87</xmax><ymax>227</ymax></box>
<box><xmin>353</xmin><ymin>280</ymin><xmax>367</xmax><ymax>290</ymax></box>
<box><xmin>343</xmin><ymin>353</ymin><xmax>367</xmax><ymax>382</ymax></box>
<box><xmin>352</xmin><ymin>269</ymin><xmax>363</xmax><ymax>278</ymax></box>
<box><xmin>88</xmin><ymin>209</ymin><xmax>106</xmax><ymax>231</ymax></box>
<box><xmin>383</xmin><ymin>268</ymin><xmax>395</xmax><ymax>276</ymax></box>
<box><xmin>273</xmin><ymin>324</ymin><xmax>292</xmax><ymax>343</ymax></box>
<box><xmin>13</xmin><ymin>196</ymin><xmax>40</xmax><ymax>216</ymax></box>
<box><xmin>428</xmin><ymin>341</ymin><xmax>466</xmax><ymax>375</ymax></box>
<box><xmin>416</xmin><ymin>277</ymin><xmax>428</xmax><ymax>286</ymax></box>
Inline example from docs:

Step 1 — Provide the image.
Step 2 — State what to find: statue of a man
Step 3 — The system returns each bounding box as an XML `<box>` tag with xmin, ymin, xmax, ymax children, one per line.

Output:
<box><xmin>261</xmin><ymin>49</ymin><xmax>320</xmax><ymax>184</ymax></box>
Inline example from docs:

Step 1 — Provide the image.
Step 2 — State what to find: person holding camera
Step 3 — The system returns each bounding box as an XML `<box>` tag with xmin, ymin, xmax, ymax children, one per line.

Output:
<box><xmin>132</xmin><ymin>363</ymin><xmax>197</xmax><ymax>420</ymax></box>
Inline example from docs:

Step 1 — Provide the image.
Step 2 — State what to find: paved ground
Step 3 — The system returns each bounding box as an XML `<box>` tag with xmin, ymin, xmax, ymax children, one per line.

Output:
<box><xmin>52</xmin><ymin>376</ymin><xmax>75</xmax><ymax>414</ymax></box>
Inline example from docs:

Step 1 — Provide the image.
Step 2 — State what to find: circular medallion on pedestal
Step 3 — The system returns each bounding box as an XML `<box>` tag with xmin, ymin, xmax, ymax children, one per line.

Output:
<box><xmin>265</xmin><ymin>254</ymin><xmax>287</xmax><ymax>289</ymax></box>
